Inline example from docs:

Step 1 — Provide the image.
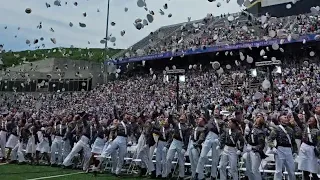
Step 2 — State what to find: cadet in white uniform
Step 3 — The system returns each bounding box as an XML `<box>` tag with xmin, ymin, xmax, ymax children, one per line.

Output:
<box><xmin>63</xmin><ymin>114</ymin><xmax>92</xmax><ymax>171</ymax></box>
<box><xmin>35</xmin><ymin>122</ymin><xmax>51</xmax><ymax>165</ymax></box>
<box><xmin>99</xmin><ymin>113</ymin><xmax>132</xmax><ymax>177</ymax></box>
<box><xmin>196</xmin><ymin>114</ymin><xmax>221</xmax><ymax>180</ymax></box>
<box><xmin>268</xmin><ymin>114</ymin><xmax>297</xmax><ymax>180</ymax></box>
<box><xmin>51</xmin><ymin>119</ymin><xmax>67</xmax><ymax>166</ymax></box>
<box><xmin>6</xmin><ymin>118</ymin><xmax>19</xmax><ymax>161</ymax></box>
<box><xmin>298</xmin><ymin>116</ymin><xmax>320</xmax><ymax>179</ymax></box>
<box><xmin>0</xmin><ymin>117</ymin><xmax>8</xmax><ymax>161</ymax></box>
<box><xmin>137</xmin><ymin>120</ymin><xmax>156</xmax><ymax>177</ymax></box>
<box><xmin>218</xmin><ymin>118</ymin><xmax>244</xmax><ymax>180</ymax></box>
<box><xmin>244</xmin><ymin>116</ymin><xmax>267</xmax><ymax>180</ymax></box>
<box><xmin>165</xmin><ymin>114</ymin><xmax>190</xmax><ymax>180</ymax></box>
<box><xmin>87</xmin><ymin>117</ymin><xmax>106</xmax><ymax>174</ymax></box>
<box><xmin>10</xmin><ymin>120</ymin><xmax>28</xmax><ymax>164</ymax></box>
<box><xmin>189</xmin><ymin>117</ymin><xmax>205</xmax><ymax>179</ymax></box>
<box><xmin>154</xmin><ymin>118</ymin><xmax>171</xmax><ymax>178</ymax></box>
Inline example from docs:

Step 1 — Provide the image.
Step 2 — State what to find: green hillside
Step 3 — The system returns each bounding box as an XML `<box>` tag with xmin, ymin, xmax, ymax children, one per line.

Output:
<box><xmin>0</xmin><ymin>48</ymin><xmax>122</xmax><ymax>67</ymax></box>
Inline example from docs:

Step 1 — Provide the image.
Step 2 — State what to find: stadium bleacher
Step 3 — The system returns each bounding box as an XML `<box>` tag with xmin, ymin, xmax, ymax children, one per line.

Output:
<box><xmin>110</xmin><ymin>10</ymin><xmax>319</xmax><ymax>65</ymax></box>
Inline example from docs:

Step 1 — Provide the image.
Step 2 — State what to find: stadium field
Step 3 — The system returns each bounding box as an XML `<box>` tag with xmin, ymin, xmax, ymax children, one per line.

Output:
<box><xmin>0</xmin><ymin>163</ymin><xmax>147</xmax><ymax>180</ymax></box>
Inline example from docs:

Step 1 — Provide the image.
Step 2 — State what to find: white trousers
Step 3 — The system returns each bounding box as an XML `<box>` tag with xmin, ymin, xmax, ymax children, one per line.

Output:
<box><xmin>95</xmin><ymin>141</ymin><xmax>118</xmax><ymax>173</ymax></box>
<box><xmin>245</xmin><ymin>146</ymin><xmax>262</xmax><ymax>180</ymax></box>
<box><xmin>189</xmin><ymin>140</ymin><xmax>200</xmax><ymax>178</ymax></box>
<box><xmin>156</xmin><ymin>140</ymin><xmax>167</xmax><ymax>177</ymax></box>
<box><xmin>51</xmin><ymin>136</ymin><xmax>63</xmax><ymax>165</ymax></box>
<box><xmin>274</xmin><ymin>146</ymin><xmax>296</xmax><ymax>180</ymax></box>
<box><xmin>26</xmin><ymin>136</ymin><xmax>36</xmax><ymax>154</ymax></box>
<box><xmin>298</xmin><ymin>143</ymin><xmax>318</xmax><ymax>174</ymax></box>
<box><xmin>196</xmin><ymin>131</ymin><xmax>219</xmax><ymax>179</ymax></box>
<box><xmin>62</xmin><ymin>139</ymin><xmax>71</xmax><ymax>160</ymax></box>
<box><xmin>0</xmin><ymin>131</ymin><xmax>7</xmax><ymax>158</ymax></box>
<box><xmin>6</xmin><ymin>134</ymin><xmax>18</xmax><ymax>149</ymax></box>
<box><xmin>63</xmin><ymin>136</ymin><xmax>91</xmax><ymax>171</ymax></box>
<box><xmin>11</xmin><ymin>141</ymin><xmax>26</xmax><ymax>162</ymax></box>
<box><xmin>219</xmin><ymin>146</ymin><xmax>239</xmax><ymax>180</ymax></box>
<box><xmin>166</xmin><ymin>139</ymin><xmax>185</xmax><ymax>178</ymax></box>
<box><xmin>138</xmin><ymin>145</ymin><xmax>155</xmax><ymax>172</ymax></box>
<box><xmin>101</xmin><ymin>136</ymin><xmax>127</xmax><ymax>175</ymax></box>
<box><xmin>91</xmin><ymin>137</ymin><xmax>106</xmax><ymax>154</ymax></box>
<box><xmin>110</xmin><ymin>150</ymin><xmax>118</xmax><ymax>173</ymax></box>
<box><xmin>36</xmin><ymin>132</ymin><xmax>50</xmax><ymax>153</ymax></box>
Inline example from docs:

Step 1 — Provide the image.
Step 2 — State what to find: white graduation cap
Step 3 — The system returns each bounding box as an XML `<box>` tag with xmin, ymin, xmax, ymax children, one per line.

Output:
<box><xmin>220</xmin><ymin>110</ymin><xmax>230</xmax><ymax>116</ymax></box>
<box><xmin>147</xmin><ymin>14</ymin><xmax>154</xmax><ymax>23</ymax></box>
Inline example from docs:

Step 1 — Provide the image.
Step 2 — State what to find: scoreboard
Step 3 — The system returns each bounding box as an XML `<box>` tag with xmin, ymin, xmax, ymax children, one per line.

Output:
<box><xmin>261</xmin><ymin>0</ymin><xmax>295</xmax><ymax>7</ymax></box>
<box><xmin>246</xmin><ymin>0</ymin><xmax>319</xmax><ymax>17</ymax></box>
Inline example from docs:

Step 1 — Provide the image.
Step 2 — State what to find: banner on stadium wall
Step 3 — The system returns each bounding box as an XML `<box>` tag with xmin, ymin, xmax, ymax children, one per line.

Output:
<box><xmin>108</xmin><ymin>33</ymin><xmax>320</xmax><ymax>65</ymax></box>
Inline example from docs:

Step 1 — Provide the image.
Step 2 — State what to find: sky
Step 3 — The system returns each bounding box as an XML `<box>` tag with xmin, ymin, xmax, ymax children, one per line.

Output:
<box><xmin>0</xmin><ymin>0</ymin><xmax>242</xmax><ymax>52</ymax></box>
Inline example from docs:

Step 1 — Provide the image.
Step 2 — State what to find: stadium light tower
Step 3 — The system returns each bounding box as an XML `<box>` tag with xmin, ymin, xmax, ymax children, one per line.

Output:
<box><xmin>255</xmin><ymin>60</ymin><xmax>281</xmax><ymax>111</ymax></box>
<box><xmin>105</xmin><ymin>0</ymin><xmax>111</xmax><ymax>58</ymax></box>
<box><xmin>166</xmin><ymin>69</ymin><xmax>185</xmax><ymax>109</ymax></box>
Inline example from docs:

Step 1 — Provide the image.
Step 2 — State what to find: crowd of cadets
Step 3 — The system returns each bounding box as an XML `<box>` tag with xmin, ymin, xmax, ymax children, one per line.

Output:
<box><xmin>1</xmin><ymin>100</ymin><xmax>320</xmax><ymax>180</ymax></box>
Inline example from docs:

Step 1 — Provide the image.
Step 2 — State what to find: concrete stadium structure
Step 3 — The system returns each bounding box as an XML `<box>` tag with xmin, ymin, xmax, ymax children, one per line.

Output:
<box><xmin>0</xmin><ymin>58</ymin><xmax>109</xmax><ymax>92</ymax></box>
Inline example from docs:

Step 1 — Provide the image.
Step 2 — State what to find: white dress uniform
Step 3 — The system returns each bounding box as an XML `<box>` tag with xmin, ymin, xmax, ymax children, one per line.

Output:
<box><xmin>196</xmin><ymin>118</ymin><xmax>220</xmax><ymax>180</ymax></box>
<box><xmin>188</xmin><ymin>126</ymin><xmax>205</xmax><ymax>178</ymax></box>
<box><xmin>137</xmin><ymin>134</ymin><xmax>155</xmax><ymax>174</ymax></box>
<box><xmin>11</xmin><ymin>141</ymin><xmax>26</xmax><ymax>163</ymax></box>
<box><xmin>100</xmin><ymin>140</ymin><xmax>119</xmax><ymax>174</ymax></box>
<box><xmin>218</xmin><ymin>127</ymin><xmax>244</xmax><ymax>180</ymax></box>
<box><xmin>155</xmin><ymin>127</ymin><xmax>169</xmax><ymax>178</ymax></box>
<box><xmin>10</xmin><ymin>127</ymin><xmax>27</xmax><ymax>163</ymax></box>
<box><xmin>298</xmin><ymin>126</ymin><xmax>319</xmax><ymax>174</ymax></box>
<box><xmin>137</xmin><ymin>122</ymin><xmax>156</xmax><ymax>175</ymax></box>
<box><xmin>62</xmin><ymin>139</ymin><xmax>71</xmax><ymax>160</ymax></box>
<box><xmin>51</xmin><ymin>124</ymin><xmax>65</xmax><ymax>165</ymax></box>
<box><xmin>63</xmin><ymin>123</ymin><xmax>92</xmax><ymax>171</ymax></box>
<box><xmin>0</xmin><ymin>120</ymin><xmax>7</xmax><ymax>159</ymax></box>
<box><xmin>165</xmin><ymin>122</ymin><xmax>189</xmax><ymax>179</ymax></box>
<box><xmin>36</xmin><ymin>130</ymin><xmax>50</xmax><ymax>153</ymax></box>
<box><xmin>6</xmin><ymin>126</ymin><xmax>19</xmax><ymax>149</ymax></box>
<box><xmin>100</xmin><ymin>121</ymin><xmax>130</xmax><ymax>175</ymax></box>
<box><xmin>25</xmin><ymin>129</ymin><xmax>36</xmax><ymax>155</ymax></box>
<box><xmin>91</xmin><ymin>125</ymin><xmax>107</xmax><ymax>155</ymax></box>
<box><xmin>268</xmin><ymin>124</ymin><xmax>297</xmax><ymax>180</ymax></box>
<box><xmin>244</xmin><ymin>125</ymin><xmax>266</xmax><ymax>180</ymax></box>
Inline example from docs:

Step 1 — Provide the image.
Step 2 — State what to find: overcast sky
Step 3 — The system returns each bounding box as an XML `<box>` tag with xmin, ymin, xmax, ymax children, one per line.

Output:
<box><xmin>0</xmin><ymin>0</ymin><xmax>242</xmax><ymax>52</ymax></box>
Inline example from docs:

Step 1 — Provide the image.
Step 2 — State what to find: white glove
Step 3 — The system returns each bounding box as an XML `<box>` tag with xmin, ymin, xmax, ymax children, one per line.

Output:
<box><xmin>293</xmin><ymin>153</ymin><xmax>297</xmax><ymax>159</ymax></box>
<box><xmin>216</xmin><ymin>146</ymin><xmax>220</xmax><ymax>150</ymax></box>
<box><xmin>246</xmin><ymin>146</ymin><xmax>252</xmax><ymax>152</ymax></box>
<box><xmin>272</xmin><ymin>147</ymin><xmax>278</xmax><ymax>154</ymax></box>
<box><xmin>244</xmin><ymin>124</ymin><xmax>250</xmax><ymax>135</ymax></box>
<box><xmin>214</xmin><ymin>139</ymin><xmax>219</xmax><ymax>143</ymax></box>
<box><xmin>95</xmin><ymin>155</ymin><xmax>105</xmax><ymax>161</ymax></box>
<box><xmin>181</xmin><ymin>149</ymin><xmax>186</xmax><ymax>155</ymax></box>
<box><xmin>236</xmin><ymin>150</ymin><xmax>241</xmax><ymax>155</ymax></box>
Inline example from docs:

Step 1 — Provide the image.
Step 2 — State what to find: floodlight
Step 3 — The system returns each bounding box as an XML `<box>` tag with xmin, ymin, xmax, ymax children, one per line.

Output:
<box><xmin>251</xmin><ymin>69</ymin><xmax>257</xmax><ymax>77</ymax></box>
<box><xmin>179</xmin><ymin>75</ymin><xmax>185</xmax><ymax>82</ymax></box>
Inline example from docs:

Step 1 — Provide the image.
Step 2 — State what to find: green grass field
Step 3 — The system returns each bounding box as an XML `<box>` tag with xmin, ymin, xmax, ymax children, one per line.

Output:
<box><xmin>0</xmin><ymin>164</ymin><xmax>146</xmax><ymax>180</ymax></box>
